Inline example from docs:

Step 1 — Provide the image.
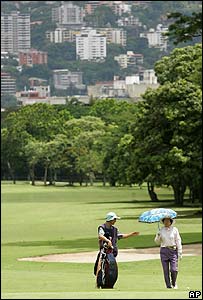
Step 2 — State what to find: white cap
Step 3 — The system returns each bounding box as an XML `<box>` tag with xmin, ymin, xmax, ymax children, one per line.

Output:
<box><xmin>105</xmin><ymin>212</ymin><xmax>121</xmax><ymax>221</ymax></box>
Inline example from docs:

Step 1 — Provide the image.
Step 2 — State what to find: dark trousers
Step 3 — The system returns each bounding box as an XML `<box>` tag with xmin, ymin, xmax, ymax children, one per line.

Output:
<box><xmin>160</xmin><ymin>247</ymin><xmax>178</xmax><ymax>288</ymax></box>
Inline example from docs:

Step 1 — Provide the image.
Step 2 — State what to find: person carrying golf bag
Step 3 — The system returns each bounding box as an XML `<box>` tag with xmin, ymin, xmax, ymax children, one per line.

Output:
<box><xmin>94</xmin><ymin>212</ymin><xmax>139</xmax><ymax>288</ymax></box>
<box><xmin>95</xmin><ymin>238</ymin><xmax>118</xmax><ymax>288</ymax></box>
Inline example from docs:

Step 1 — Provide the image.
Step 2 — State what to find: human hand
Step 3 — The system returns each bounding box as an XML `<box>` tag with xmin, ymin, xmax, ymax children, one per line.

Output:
<box><xmin>107</xmin><ymin>239</ymin><xmax>113</xmax><ymax>248</ymax></box>
<box><xmin>132</xmin><ymin>232</ymin><xmax>140</xmax><ymax>236</ymax></box>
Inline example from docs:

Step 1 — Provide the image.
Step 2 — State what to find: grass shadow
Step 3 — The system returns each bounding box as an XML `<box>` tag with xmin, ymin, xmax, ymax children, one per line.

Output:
<box><xmin>2</xmin><ymin>233</ymin><xmax>202</xmax><ymax>251</ymax></box>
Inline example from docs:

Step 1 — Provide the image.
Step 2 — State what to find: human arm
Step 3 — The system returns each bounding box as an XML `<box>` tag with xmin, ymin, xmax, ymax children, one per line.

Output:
<box><xmin>98</xmin><ymin>234</ymin><xmax>113</xmax><ymax>247</ymax></box>
<box><xmin>154</xmin><ymin>230</ymin><xmax>161</xmax><ymax>245</ymax></box>
<box><xmin>98</xmin><ymin>227</ymin><xmax>113</xmax><ymax>248</ymax></box>
<box><xmin>120</xmin><ymin>232</ymin><xmax>140</xmax><ymax>239</ymax></box>
<box><xmin>174</xmin><ymin>227</ymin><xmax>182</xmax><ymax>259</ymax></box>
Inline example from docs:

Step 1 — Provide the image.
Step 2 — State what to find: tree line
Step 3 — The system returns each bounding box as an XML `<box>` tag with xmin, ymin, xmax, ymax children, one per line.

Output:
<box><xmin>1</xmin><ymin>43</ymin><xmax>202</xmax><ymax>206</ymax></box>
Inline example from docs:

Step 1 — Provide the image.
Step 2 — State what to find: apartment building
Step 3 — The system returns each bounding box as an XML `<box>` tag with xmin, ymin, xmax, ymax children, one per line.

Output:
<box><xmin>1</xmin><ymin>12</ymin><xmax>30</xmax><ymax>54</ymax></box>
<box><xmin>117</xmin><ymin>15</ymin><xmax>142</xmax><ymax>27</ymax></box>
<box><xmin>84</xmin><ymin>1</ymin><xmax>131</xmax><ymax>16</ymax></box>
<box><xmin>46</xmin><ymin>28</ymin><xmax>79</xmax><ymax>43</ymax></box>
<box><xmin>101</xmin><ymin>28</ymin><xmax>127</xmax><ymax>47</ymax></box>
<box><xmin>1</xmin><ymin>72</ymin><xmax>16</xmax><ymax>95</ymax></box>
<box><xmin>19</xmin><ymin>49</ymin><xmax>48</xmax><ymax>66</ymax></box>
<box><xmin>52</xmin><ymin>2</ymin><xmax>84</xmax><ymax>27</ymax></box>
<box><xmin>53</xmin><ymin>69</ymin><xmax>84</xmax><ymax>90</ymax></box>
<box><xmin>76</xmin><ymin>29</ymin><xmax>106</xmax><ymax>61</ymax></box>
<box><xmin>114</xmin><ymin>51</ymin><xmax>143</xmax><ymax>69</ymax></box>
<box><xmin>140</xmin><ymin>24</ymin><xmax>168</xmax><ymax>51</ymax></box>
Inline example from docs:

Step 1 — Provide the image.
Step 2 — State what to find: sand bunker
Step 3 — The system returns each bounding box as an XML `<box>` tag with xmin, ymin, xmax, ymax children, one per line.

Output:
<box><xmin>18</xmin><ymin>244</ymin><xmax>201</xmax><ymax>263</ymax></box>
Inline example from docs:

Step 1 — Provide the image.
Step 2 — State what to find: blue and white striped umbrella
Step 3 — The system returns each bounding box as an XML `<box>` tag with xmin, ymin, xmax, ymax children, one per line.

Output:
<box><xmin>138</xmin><ymin>208</ymin><xmax>177</xmax><ymax>223</ymax></box>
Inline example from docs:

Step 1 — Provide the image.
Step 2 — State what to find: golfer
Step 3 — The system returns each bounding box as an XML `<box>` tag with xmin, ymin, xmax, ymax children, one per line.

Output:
<box><xmin>154</xmin><ymin>217</ymin><xmax>182</xmax><ymax>289</ymax></box>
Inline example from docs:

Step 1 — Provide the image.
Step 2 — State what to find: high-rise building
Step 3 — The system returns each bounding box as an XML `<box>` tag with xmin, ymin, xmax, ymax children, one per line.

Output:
<box><xmin>52</xmin><ymin>2</ymin><xmax>84</xmax><ymax>27</ymax></box>
<box><xmin>76</xmin><ymin>29</ymin><xmax>106</xmax><ymax>61</ymax></box>
<box><xmin>1</xmin><ymin>72</ymin><xmax>16</xmax><ymax>95</ymax></box>
<box><xmin>1</xmin><ymin>12</ymin><xmax>30</xmax><ymax>55</ymax></box>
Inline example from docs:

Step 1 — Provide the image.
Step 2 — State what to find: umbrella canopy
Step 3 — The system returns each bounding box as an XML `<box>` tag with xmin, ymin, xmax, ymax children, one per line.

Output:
<box><xmin>138</xmin><ymin>208</ymin><xmax>177</xmax><ymax>223</ymax></box>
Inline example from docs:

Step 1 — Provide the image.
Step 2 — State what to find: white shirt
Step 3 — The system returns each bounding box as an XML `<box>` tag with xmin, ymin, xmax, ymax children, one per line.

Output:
<box><xmin>154</xmin><ymin>226</ymin><xmax>182</xmax><ymax>252</ymax></box>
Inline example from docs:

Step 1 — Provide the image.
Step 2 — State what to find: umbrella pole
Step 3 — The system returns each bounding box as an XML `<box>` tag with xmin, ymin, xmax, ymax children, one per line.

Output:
<box><xmin>158</xmin><ymin>222</ymin><xmax>160</xmax><ymax>230</ymax></box>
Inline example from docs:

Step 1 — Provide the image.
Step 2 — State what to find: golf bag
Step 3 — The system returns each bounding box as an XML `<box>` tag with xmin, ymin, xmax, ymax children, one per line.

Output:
<box><xmin>95</xmin><ymin>243</ymin><xmax>118</xmax><ymax>289</ymax></box>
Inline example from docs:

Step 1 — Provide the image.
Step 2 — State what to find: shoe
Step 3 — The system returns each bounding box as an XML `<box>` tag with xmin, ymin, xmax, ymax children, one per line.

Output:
<box><xmin>172</xmin><ymin>284</ymin><xmax>178</xmax><ymax>289</ymax></box>
<box><xmin>167</xmin><ymin>286</ymin><xmax>172</xmax><ymax>289</ymax></box>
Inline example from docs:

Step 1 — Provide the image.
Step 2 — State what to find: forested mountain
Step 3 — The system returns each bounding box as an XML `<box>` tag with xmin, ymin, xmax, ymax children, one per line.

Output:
<box><xmin>1</xmin><ymin>1</ymin><xmax>202</xmax><ymax>91</ymax></box>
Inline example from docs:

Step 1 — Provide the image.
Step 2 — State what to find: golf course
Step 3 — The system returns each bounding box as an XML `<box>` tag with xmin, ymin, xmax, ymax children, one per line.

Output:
<box><xmin>1</xmin><ymin>181</ymin><xmax>202</xmax><ymax>299</ymax></box>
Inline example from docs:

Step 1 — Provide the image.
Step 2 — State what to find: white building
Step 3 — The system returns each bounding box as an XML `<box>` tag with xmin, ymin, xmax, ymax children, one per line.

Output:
<box><xmin>1</xmin><ymin>12</ymin><xmax>30</xmax><ymax>54</ymax></box>
<box><xmin>31</xmin><ymin>85</ymin><xmax>50</xmax><ymax>98</ymax></box>
<box><xmin>17</xmin><ymin>85</ymin><xmax>50</xmax><ymax>98</ymax></box>
<box><xmin>113</xmin><ymin>2</ymin><xmax>132</xmax><ymax>16</ymax></box>
<box><xmin>106</xmin><ymin>28</ymin><xmax>126</xmax><ymax>46</ymax></box>
<box><xmin>46</xmin><ymin>28</ymin><xmax>81</xmax><ymax>43</ymax></box>
<box><xmin>140</xmin><ymin>24</ymin><xmax>168</xmax><ymax>51</ymax></box>
<box><xmin>76</xmin><ymin>29</ymin><xmax>106</xmax><ymax>61</ymax></box>
<box><xmin>46</xmin><ymin>28</ymin><xmax>65</xmax><ymax>43</ymax></box>
<box><xmin>86</xmin><ymin>28</ymin><xmax>126</xmax><ymax>46</ymax></box>
<box><xmin>87</xmin><ymin>70</ymin><xmax>158</xmax><ymax>100</ymax></box>
<box><xmin>140</xmin><ymin>69</ymin><xmax>157</xmax><ymax>84</ymax></box>
<box><xmin>52</xmin><ymin>2</ymin><xmax>84</xmax><ymax>26</ymax></box>
<box><xmin>117</xmin><ymin>15</ymin><xmax>142</xmax><ymax>27</ymax></box>
<box><xmin>114</xmin><ymin>51</ymin><xmax>143</xmax><ymax>69</ymax></box>
<box><xmin>126</xmin><ymin>75</ymin><xmax>140</xmax><ymax>85</ymax></box>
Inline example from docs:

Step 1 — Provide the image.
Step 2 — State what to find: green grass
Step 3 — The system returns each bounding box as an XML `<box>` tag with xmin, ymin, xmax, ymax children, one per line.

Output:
<box><xmin>1</xmin><ymin>182</ymin><xmax>202</xmax><ymax>299</ymax></box>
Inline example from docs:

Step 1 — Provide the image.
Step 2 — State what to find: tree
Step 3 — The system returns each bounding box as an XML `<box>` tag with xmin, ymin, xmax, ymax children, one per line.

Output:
<box><xmin>90</xmin><ymin>98</ymin><xmax>138</xmax><ymax>128</ymax></box>
<box><xmin>46</xmin><ymin>42</ymin><xmax>76</xmax><ymax>69</ymax></box>
<box><xmin>61</xmin><ymin>99</ymin><xmax>91</xmax><ymax>119</ymax></box>
<box><xmin>1</xmin><ymin>95</ymin><xmax>18</xmax><ymax>109</ymax></box>
<box><xmin>154</xmin><ymin>43</ymin><xmax>202</xmax><ymax>87</ymax></box>
<box><xmin>1</xmin><ymin>125</ymin><xmax>31</xmax><ymax>183</ymax></box>
<box><xmin>10</xmin><ymin>103</ymin><xmax>72</xmax><ymax>141</ymax></box>
<box><xmin>84</xmin><ymin>6</ymin><xmax>118</xmax><ymax>27</ymax></box>
<box><xmin>21</xmin><ymin>64</ymin><xmax>51</xmax><ymax>81</ymax></box>
<box><xmin>131</xmin><ymin>1</ymin><xmax>184</xmax><ymax>29</ymax></box>
<box><xmin>90</xmin><ymin>99</ymin><xmax>140</xmax><ymax>186</ymax></box>
<box><xmin>24</xmin><ymin>139</ymin><xmax>45</xmax><ymax>185</ymax></box>
<box><xmin>138</xmin><ymin>80</ymin><xmax>202</xmax><ymax>205</ymax></box>
<box><xmin>1</xmin><ymin>103</ymin><xmax>73</xmax><ymax>181</ymax></box>
<box><xmin>40</xmin><ymin>134</ymin><xmax>72</xmax><ymax>185</ymax></box>
<box><xmin>64</xmin><ymin>116</ymin><xmax>108</xmax><ymax>185</ymax></box>
<box><xmin>119</xmin><ymin>43</ymin><xmax>202</xmax><ymax>204</ymax></box>
<box><xmin>165</xmin><ymin>12</ymin><xmax>202</xmax><ymax>45</ymax></box>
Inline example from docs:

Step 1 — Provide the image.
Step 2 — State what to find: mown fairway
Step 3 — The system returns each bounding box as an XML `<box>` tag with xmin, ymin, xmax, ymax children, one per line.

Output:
<box><xmin>1</xmin><ymin>182</ymin><xmax>202</xmax><ymax>299</ymax></box>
